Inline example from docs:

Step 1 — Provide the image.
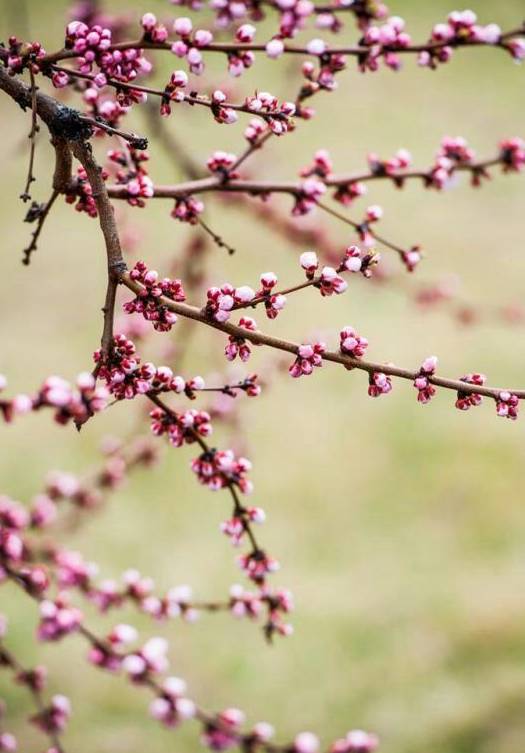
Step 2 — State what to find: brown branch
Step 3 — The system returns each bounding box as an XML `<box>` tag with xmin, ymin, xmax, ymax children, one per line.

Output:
<box><xmin>119</xmin><ymin>273</ymin><xmax>525</xmax><ymax>401</ymax></box>
<box><xmin>0</xmin><ymin>642</ymin><xmax>65</xmax><ymax>752</ymax></box>
<box><xmin>20</xmin><ymin>68</ymin><xmax>39</xmax><ymax>202</ymax></box>
<box><xmin>316</xmin><ymin>201</ymin><xmax>408</xmax><ymax>259</ymax></box>
<box><xmin>70</xmin><ymin>140</ymin><xmax>127</xmax><ymax>361</ymax></box>
<box><xmin>112</xmin><ymin>178</ymin><xmax>295</xmax><ymax>198</ymax></box>
<box><xmin>328</xmin><ymin>157</ymin><xmax>503</xmax><ymax>189</ymax></box>
<box><xmin>0</xmin><ymin>68</ymin><xmax>78</xmax><ymax>264</ymax></box>
<box><xmin>22</xmin><ymin>190</ymin><xmax>59</xmax><ymax>265</ymax></box>
<box><xmin>40</xmin><ymin>25</ymin><xmax>525</xmax><ymax>66</ymax></box>
<box><xmin>105</xmin><ymin>150</ymin><xmax>515</xmax><ymax>200</ymax></box>
<box><xmin>147</xmin><ymin>393</ymin><xmax>262</xmax><ymax>553</ymax></box>
<box><xmin>79</xmin><ymin>115</ymin><xmax>148</xmax><ymax>150</ymax></box>
<box><xmin>49</xmin><ymin>65</ymin><xmax>291</xmax><ymax>125</ymax></box>
<box><xmin>106</xmin><ymin>180</ymin><xmax>411</xmax><ymax>260</ymax></box>
<box><xmin>197</xmin><ymin>217</ymin><xmax>237</xmax><ymax>255</ymax></box>
<box><xmin>50</xmin><ymin>136</ymin><xmax>73</xmax><ymax>193</ymax></box>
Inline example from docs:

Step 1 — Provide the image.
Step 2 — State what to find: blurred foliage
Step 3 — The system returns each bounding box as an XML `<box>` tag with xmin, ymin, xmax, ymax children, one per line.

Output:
<box><xmin>1</xmin><ymin>1</ymin><xmax>525</xmax><ymax>752</ymax></box>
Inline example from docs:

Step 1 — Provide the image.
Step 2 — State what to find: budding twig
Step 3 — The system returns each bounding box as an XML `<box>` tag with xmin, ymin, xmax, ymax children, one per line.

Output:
<box><xmin>317</xmin><ymin>201</ymin><xmax>409</xmax><ymax>259</ymax></box>
<box><xmin>49</xmin><ymin>65</ymin><xmax>292</xmax><ymax>125</ymax></box>
<box><xmin>2</xmin><ymin>564</ymin><xmax>299</xmax><ymax>753</ymax></box>
<box><xmin>197</xmin><ymin>217</ymin><xmax>237</xmax><ymax>255</ymax></box>
<box><xmin>39</xmin><ymin>25</ymin><xmax>525</xmax><ymax>66</ymax></box>
<box><xmin>120</xmin><ymin>273</ymin><xmax>525</xmax><ymax>402</ymax></box>
<box><xmin>147</xmin><ymin>393</ymin><xmax>262</xmax><ymax>555</ymax></box>
<box><xmin>0</xmin><ymin>641</ymin><xmax>66</xmax><ymax>753</ymax></box>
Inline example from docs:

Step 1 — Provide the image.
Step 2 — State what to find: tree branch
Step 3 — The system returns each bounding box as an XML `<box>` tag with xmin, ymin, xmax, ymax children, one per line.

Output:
<box><xmin>119</xmin><ymin>273</ymin><xmax>525</xmax><ymax>401</ymax></box>
<box><xmin>22</xmin><ymin>190</ymin><xmax>59</xmax><ymax>265</ymax></box>
<box><xmin>39</xmin><ymin>25</ymin><xmax>525</xmax><ymax>66</ymax></box>
<box><xmin>70</xmin><ymin>140</ymin><xmax>127</xmax><ymax>361</ymax></box>
<box><xmin>20</xmin><ymin>68</ymin><xmax>39</xmax><ymax>202</ymax></box>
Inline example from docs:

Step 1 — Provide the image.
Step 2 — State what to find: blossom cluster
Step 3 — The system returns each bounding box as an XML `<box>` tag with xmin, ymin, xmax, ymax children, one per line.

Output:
<box><xmin>82</xmin><ymin>84</ymin><xmax>133</xmax><ymax>128</ymax></box>
<box><xmin>289</xmin><ymin>342</ymin><xmax>326</xmax><ymax>378</ymax></box>
<box><xmin>205</xmin><ymin>283</ymin><xmax>256</xmax><ymax>323</ymax></box>
<box><xmin>3</xmin><ymin>38</ymin><xmax>46</xmax><ymax>77</ymax></box>
<box><xmin>123</xmin><ymin>261</ymin><xmax>186</xmax><ymax>331</ymax></box>
<box><xmin>225</xmin><ymin>318</ymin><xmax>259</xmax><ymax>362</ymax></box>
<box><xmin>500</xmin><ymin>138</ymin><xmax>525</xmax><ymax>172</ymax></box>
<box><xmin>420</xmin><ymin>11</ymin><xmax>525</xmax><ymax>68</ymax></box>
<box><xmin>413</xmin><ymin>357</ymin><xmax>438</xmax><ymax>404</ymax></box>
<box><xmin>65</xmin><ymin>20</ymin><xmax>152</xmax><ymax>84</ymax></box>
<box><xmin>0</xmin><ymin>372</ymin><xmax>107</xmax><ymax>426</ymax></box>
<box><xmin>367</xmin><ymin>148</ymin><xmax>412</xmax><ymax>178</ymax></box>
<box><xmin>191</xmin><ymin>448</ymin><xmax>253</xmax><ymax>494</ymax></box>
<box><xmin>107</xmin><ymin>148</ymin><xmax>153</xmax><ymax>206</ymax></box>
<box><xmin>339</xmin><ymin>326</ymin><xmax>369</xmax><ymax>359</ymax></box>
<box><xmin>66</xmin><ymin>165</ymin><xmax>107</xmax><ymax>217</ymax></box>
<box><xmin>171</xmin><ymin>195</ymin><xmax>205</xmax><ymax>224</ymax></box>
<box><xmin>94</xmin><ymin>334</ymin><xmax>212</xmax><ymax>402</ymax></box>
<box><xmin>150</xmin><ymin>406</ymin><xmax>212</xmax><ymax>447</ymax></box>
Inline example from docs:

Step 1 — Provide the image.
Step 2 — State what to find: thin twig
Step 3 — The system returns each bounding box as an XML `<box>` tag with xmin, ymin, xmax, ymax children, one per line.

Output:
<box><xmin>0</xmin><ymin>642</ymin><xmax>66</xmax><ymax>752</ymax></box>
<box><xmin>20</xmin><ymin>68</ymin><xmax>39</xmax><ymax>202</ymax></box>
<box><xmin>317</xmin><ymin>200</ymin><xmax>408</xmax><ymax>258</ymax></box>
<box><xmin>22</xmin><ymin>190</ymin><xmax>59</xmax><ymax>265</ymax></box>
<box><xmin>147</xmin><ymin>394</ymin><xmax>262</xmax><ymax>554</ymax></box>
<box><xmin>49</xmin><ymin>66</ymin><xmax>291</xmax><ymax>125</ymax></box>
<box><xmin>197</xmin><ymin>217</ymin><xmax>237</xmax><ymax>255</ymax></box>
<box><xmin>79</xmin><ymin>115</ymin><xmax>148</xmax><ymax>149</ymax></box>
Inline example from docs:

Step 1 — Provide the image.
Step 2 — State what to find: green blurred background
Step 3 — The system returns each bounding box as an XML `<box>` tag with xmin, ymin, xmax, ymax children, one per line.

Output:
<box><xmin>1</xmin><ymin>0</ymin><xmax>525</xmax><ymax>751</ymax></box>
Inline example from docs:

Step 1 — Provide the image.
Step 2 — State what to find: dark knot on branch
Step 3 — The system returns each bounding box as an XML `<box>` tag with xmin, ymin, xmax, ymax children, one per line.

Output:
<box><xmin>49</xmin><ymin>105</ymin><xmax>94</xmax><ymax>141</ymax></box>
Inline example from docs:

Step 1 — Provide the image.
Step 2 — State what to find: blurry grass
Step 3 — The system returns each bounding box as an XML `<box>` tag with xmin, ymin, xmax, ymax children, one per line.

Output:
<box><xmin>1</xmin><ymin>1</ymin><xmax>525</xmax><ymax>752</ymax></box>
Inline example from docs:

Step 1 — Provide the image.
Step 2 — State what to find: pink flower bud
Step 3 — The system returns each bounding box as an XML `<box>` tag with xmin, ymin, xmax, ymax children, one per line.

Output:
<box><xmin>295</xmin><ymin>732</ymin><xmax>320</xmax><ymax>753</ymax></box>
<box><xmin>141</xmin><ymin>13</ymin><xmax>157</xmax><ymax>31</ymax></box>
<box><xmin>0</xmin><ymin>733</ymin><xmax>17</xmax><ymax>752</ymax></box>
<box><xmin>174</xmin><ymin>17</ymin><xmax>193</xmax><ymax>36</ymax></box>
<box><xmin>306</xmin><ymin>39</ymin><xmax>326</xmax><ymax>55</ymax></box>
<box><xmin>266</xmin><ymin>39</ymin><xmax>285</xmax><ymax>58</ymax></box>
<box><xmin>194</xmin><ymin>29</ymin><xmax>213</xmax><ymax>47</ymax></box>
<box><xmin>366</xmin><ymin>205</ymin><xmax>383</xmax><ymax>222</ymax></box>
<box><xmin>421</xmin><ymin>355</ymin><xmax>438</xmax><ymax>373</ymax></box>
<box><xmin>235</xmin><ymin>286</ymin><xmax>255</xmax><ymax>303</ymax></box>
<box><xmin>170</xmin><ymin>70</ymin><xmax>188</xmax><ymax>88</ymax></box>
<box><xmin>236</xmin><ymin>24</ymin><xmax>256</xmax><ymax>43</ymax></box>
<box><xmin>164</xmin><ymin>676</ymin><xmax>187</xmax><ymax>697</ymax></box>
<box><xmin>122</xmin><ymin>654</ymin><xmax>147</xmax><ymax>675</ymax></box>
